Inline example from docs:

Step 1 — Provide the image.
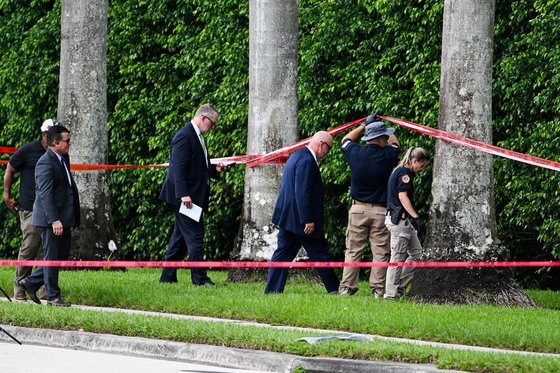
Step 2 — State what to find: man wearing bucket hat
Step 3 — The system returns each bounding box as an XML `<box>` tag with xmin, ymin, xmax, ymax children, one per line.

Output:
<box><xmin>3</xmin><ymin>119</ymin><xmax>57</xmax><ymax>301</ymax></box>
<box><xmin>338</xmin><ymin>113</ymin><xmax>400</xmax><ymax>298</ymax></box>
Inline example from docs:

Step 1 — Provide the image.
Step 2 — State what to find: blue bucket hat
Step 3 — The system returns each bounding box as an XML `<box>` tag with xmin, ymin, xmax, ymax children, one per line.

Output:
<box><xmin>361</xmin><ymin>121</ymin><xmax>395</xmax><ymax>141</ymax></box>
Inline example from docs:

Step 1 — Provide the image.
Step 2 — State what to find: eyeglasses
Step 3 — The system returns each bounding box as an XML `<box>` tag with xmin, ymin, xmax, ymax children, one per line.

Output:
<box><xmin>204</xmin><ymin>115</ymin><xmax>216</xmax><ymax>126</ymax></box>
<box><xmin>59</xmin><ymin>138</ymin><xmax>71</xmax><ymax>145</ymax></box>
<box><xmin>321</xmin><ymin>141</ymin><xmax>332</xmax><ymax>150</ymax></box>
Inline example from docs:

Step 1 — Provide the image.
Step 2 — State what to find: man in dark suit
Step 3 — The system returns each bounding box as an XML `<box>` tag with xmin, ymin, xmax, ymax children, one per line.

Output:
<box><xmin>159</xmin><ymin>104</ymin><xmax>228</xmax><ymax>285</ymax></box>
<box><xmin>20</xmin><ymin>124</ymin><xmax>80</xmax><ymax>307</ymax></box>
<box><xmin>265</xmin><ymin>131</ymin><xmax>340</xmax><ymax>294</ymax></box>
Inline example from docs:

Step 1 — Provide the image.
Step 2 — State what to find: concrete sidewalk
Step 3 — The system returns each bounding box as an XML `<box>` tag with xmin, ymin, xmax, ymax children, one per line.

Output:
<box><xmin>1</xmin><ymin>325</ymin><xmax>456</xmax><ymax>373</ymax></box>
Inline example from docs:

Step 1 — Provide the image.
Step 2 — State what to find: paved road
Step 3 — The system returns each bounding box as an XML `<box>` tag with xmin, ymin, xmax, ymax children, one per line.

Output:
<box><xmin>0</xmin><ymin>341</ymin><xmax>265</xmax><ymax>373</ymax></box>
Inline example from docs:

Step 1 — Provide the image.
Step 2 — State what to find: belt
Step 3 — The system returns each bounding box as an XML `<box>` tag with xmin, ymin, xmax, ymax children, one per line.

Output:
<box><xmin>352</xmin><ymin>199</ymin><xmax>384</xmax><ymax>207</ymax></box>
<box><xmin>387</xmin><ymin>210</ymin><xmax>408</xmax><ymax>220</ymax></box>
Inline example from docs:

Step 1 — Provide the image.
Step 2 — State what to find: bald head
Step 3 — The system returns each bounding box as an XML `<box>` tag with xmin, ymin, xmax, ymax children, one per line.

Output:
<box><xmin>310</xmin><ymin>131</ymin><xmax>332</xmax><ymax>146</ymax></box>
<box><xmin>309</xmin><ymin>131</ymin><xmax>333</xmax><ymax>160</ymax></box>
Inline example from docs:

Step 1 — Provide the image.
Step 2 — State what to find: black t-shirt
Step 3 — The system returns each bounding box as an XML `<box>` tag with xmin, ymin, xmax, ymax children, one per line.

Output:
<box><xmin>387</xmin><ymin>166</ymin><xmax>415</xmax><ymax>211</ymax></box>
<box><xmin>8</xmin><ymin>140</ymin><xmax>46</xmax><ymax>211</ymax></box>
<box><xmin>341</xmin><ymin>139</ymin><xmax>400</xmax><ymax>205</ymax></box>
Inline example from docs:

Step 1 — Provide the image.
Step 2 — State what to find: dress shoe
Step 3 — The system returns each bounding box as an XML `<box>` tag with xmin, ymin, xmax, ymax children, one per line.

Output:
<box><xmin>19</xmin><ymin>280</ymin><xmax>41</xmax><ymax>304</ymax></box>
<box><xmin>14</xmin><ymin>290</ymin><xmax>27</xmax><ymax>301</ymax></box>
<box><xmin>47</xmin><ymin>297</ymin><xmax>71</xmax><ymax>307</ymax></box>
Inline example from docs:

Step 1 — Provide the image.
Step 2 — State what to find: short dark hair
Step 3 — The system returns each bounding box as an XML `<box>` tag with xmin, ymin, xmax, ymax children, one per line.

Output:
<box><xmin>47</xmin><ymin>125</ymin><xmax>70</xmax><ymax>146</ymax></box>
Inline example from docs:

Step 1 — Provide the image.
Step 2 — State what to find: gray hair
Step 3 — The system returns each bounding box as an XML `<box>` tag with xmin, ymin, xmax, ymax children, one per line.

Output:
<box><xmin>195</xmin><ymin>103</ymin><xmax>219</xmax><ymax>118</ymax></box>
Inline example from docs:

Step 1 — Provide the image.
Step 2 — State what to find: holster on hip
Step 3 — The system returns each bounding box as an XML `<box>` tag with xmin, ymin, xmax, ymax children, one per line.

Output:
<box><xmin>388</xmin><ymin>203</ymin><xmax>403</xmax><ymax>225</ymax></box>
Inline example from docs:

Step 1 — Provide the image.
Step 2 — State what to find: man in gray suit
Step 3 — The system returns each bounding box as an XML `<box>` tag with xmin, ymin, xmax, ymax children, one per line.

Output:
<box><xmin>19</xmin><ymin>124</ymin><xmax>80</xmax><ymax>307</ymax></box>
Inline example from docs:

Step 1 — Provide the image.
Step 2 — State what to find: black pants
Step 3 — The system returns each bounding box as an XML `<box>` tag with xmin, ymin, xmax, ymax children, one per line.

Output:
<box><xmin>25</xmin><ymin>227</ymin><xmax>71</xmax><ymax>300</ymax></box>
<box><xmin>159</xmin><ymin>207</ymin><xmax>211</xmax><ymax>285</ymax></box>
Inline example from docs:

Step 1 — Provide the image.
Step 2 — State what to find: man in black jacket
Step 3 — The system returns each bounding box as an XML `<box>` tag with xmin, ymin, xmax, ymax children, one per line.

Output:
<box><xmin>159</xmin><ymin>104</ymin><xmax>228</xmax><ymax>286</ymax></box>
<box><xmin>3</xmin><ymin>119</ymin><xmax>54</xmax><ymax>301</ymax></box>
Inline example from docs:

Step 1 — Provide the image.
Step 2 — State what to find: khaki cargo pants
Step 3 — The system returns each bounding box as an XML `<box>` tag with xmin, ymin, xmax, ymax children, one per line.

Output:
<box><xmin>384</xmin><ymin>215</ymin><xmax>422</xmax><ymax>299</ymax></box>
<box><xmin>339</xmin><ymin>202</ymin><xmax>390</xmax><ymax>294</ymax></box>
<box><xmin>14</xmin><ymin>210</ymin><xmax>42</xmax><ymax>295</ymax></box>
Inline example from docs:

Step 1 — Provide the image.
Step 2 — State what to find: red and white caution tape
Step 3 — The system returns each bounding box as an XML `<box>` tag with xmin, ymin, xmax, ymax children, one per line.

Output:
<box><xmin>3</xmin><ymin>115</ymin><xmax>560</xmax><ymax>171</ymax></box>
<box><xmin>381</xmin><ymin>115</ymin><xmax>560</xmax><ymax>172</ymax></box>
<box><xmin>3</xmin><ymin>116</ymin><xmax>560</xmax><ymax>270</ymax></box>
<box><xmin>1</xmin><ymin>155</ymin><xmax>288</xmax><ymax>171</ymax></box>
<box><xmin>0</xmin><ymin>260</ymin><xmax>559</xmax><ymax>268</ymax></box>
<box><xmin>244</xmin><ymin>118</ymin><xmax>365</xmax><ymax>168</ymax></box>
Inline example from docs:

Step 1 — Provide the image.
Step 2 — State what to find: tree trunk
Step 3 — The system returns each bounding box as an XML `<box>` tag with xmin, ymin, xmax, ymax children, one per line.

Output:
<box><xmin>410</xmin><ymin>0</ymin><xmax>534</xmax><ymax>306</ymax></box>
<box><xmin>229</xmin><ymin>0</ymin><xmax>299</xmax><ymax>281</ymax></box>
<box><xmin>58</xmin><ymin>0</ymin><xmax>119</xmax><ymax>260</ymax></box>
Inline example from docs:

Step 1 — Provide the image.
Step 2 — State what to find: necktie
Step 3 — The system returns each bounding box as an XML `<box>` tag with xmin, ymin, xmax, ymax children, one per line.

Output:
<box><xmin>60</xmin><ymin>157</ymin><xmax>72</xmax><ymax>185</ymax></box>
<box><xmin>199</xmin><ymin>134</ymin><xmax>208</xmax><ymax>167</ymax></box>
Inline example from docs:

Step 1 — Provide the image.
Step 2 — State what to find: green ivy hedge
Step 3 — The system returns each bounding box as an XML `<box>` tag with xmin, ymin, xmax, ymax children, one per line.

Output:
<box><xmin>1</xmin><ymin>0</ymin><xmax>558</xmax><ymax>288</ymax></box>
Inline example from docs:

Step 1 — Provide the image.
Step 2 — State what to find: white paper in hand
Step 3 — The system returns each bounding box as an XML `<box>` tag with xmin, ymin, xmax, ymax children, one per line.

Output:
<box><xmin>179</xmin><ymin>202</ymin><xmax>202</xmax><ymax>222</ymax></box>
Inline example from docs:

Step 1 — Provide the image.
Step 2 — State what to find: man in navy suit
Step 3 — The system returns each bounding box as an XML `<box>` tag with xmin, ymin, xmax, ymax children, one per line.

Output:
<box><xmin>159</xmin><ymin>104</ymin><xmax>228</xmax><ymax>285</ymax></box>
<box><xmin>265</xmin><ymin>131</ymin><xmax>340</xmax><ymax>294</ymax></box>
<box><xmin>20</xmin><ymin>124</ymin><xmax>80</xmax><ymax>307</ymax></box>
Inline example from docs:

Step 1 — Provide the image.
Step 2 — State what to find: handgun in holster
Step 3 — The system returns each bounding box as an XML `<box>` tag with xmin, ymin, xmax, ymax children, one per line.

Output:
<box><xmin>388</xmin><ymin>203</ymin><xmax>406</xmax><ymax>225</ymax></box>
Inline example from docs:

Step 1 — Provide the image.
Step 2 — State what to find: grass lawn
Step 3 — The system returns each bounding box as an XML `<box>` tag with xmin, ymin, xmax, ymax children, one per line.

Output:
<box><xmin>1</xmin><ymin>267</ymin><xmax>559</xmax><ymax>372</ymax></box>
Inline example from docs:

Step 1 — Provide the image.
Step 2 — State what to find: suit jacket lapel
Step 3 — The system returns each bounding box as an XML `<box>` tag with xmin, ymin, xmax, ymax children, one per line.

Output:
<box><xmin>48</xmin><ymin>149</ymin><xmax>73</xmax><ymax>187</ymax></box>
<box><xmin>187</xmin><ymin>122</ymin><xmax>209</xmax><ymax>169</ymax></box>
<box><xmin>47</xmin><ymin>149</ymin><xmax>65</xmax><ymax>176</ymax></box>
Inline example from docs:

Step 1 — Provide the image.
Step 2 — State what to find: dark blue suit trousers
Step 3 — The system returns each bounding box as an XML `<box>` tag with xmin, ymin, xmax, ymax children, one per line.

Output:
<box><xmin>265</xmin><ymin>228</ymin><xmax>340</xmax><ymax>294</ymax></box>
<box><xmin>25</xmin><ymin>228</ymin><xmax>71</xmax><ymax>300</ymax></box>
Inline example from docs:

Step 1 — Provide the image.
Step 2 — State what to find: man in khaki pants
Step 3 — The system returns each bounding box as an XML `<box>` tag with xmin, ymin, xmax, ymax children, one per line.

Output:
<box><xmin>3</xmin><ymin>119</ymin><xmax>53</xmax><ymax>301</ymax></box>
<box><xmin>338</xmin><ymin>114</ymin><xmax>400</xmax><ymax>298</ymax></box>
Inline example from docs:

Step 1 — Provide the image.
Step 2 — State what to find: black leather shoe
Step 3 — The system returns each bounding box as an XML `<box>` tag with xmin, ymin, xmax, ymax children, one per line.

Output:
<box><xmin>19</xmin><ymin>280</ymin><xmax>41</xmax><ymax>304</ymax></box>
<box><xmin>47</xmin><ymin>297</ymin><xmax>71</xmax><ymax>307</ymax></box>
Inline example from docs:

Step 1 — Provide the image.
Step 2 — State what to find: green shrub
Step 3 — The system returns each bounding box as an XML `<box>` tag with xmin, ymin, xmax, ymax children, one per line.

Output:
<box><xmin>1</xmin><ymin>1</ymin><xmax>558</xmax><ymax>289</ymax></box>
